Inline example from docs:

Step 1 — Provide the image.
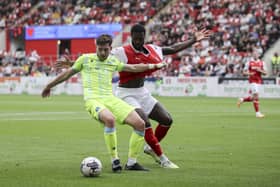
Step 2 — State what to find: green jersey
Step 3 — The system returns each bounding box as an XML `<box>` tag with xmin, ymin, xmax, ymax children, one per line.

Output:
<box><xmin>72</xmin><ymin>54</ymin><xmax>124</xmax><ymax>100</ymax></box>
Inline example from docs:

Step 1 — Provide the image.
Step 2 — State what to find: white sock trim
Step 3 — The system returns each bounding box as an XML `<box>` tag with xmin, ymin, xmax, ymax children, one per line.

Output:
<box><xmin>127</xmin><ymin>158</ymin><xmax>137</xmax><ymax>166</ymax></box>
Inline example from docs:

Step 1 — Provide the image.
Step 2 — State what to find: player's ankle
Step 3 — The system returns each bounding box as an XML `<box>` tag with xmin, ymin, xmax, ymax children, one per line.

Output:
<box><xmin>159</xmin><ymin>154</ymin><xmax>168</xmax><ymax>163</ymax></box>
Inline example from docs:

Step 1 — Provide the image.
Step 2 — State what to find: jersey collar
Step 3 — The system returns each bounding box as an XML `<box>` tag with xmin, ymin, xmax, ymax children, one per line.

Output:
<box><xmin>130</xmin><ymin>43</ymin><xmax>150</xmax><ymax>56</ymax></box>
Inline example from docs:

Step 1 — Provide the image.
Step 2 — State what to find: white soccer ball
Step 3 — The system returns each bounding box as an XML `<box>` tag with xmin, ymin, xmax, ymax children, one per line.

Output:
<box><xmin>80</xmin><ymin>157</ymin><xmax>102</xmax><ymax>177</ymax></box>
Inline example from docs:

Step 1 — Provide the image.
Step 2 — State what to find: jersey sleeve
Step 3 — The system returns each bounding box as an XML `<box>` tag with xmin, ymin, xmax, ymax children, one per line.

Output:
<box><xmin>111</xmin><ymin>47</ymin><xmax>128</xmax><ymax>64</ymax></box>
<box><xmin>149</xmin><ymin>44</ymin><xmax>163</xmax><ymax>60</ymax></box>
<box><xmin>72</xmin><ymin>55</ymin><xmax>84</xmax><ymax>72</ymax></box>
<box><xmin>113</xmin><ymin>57</ymin><xmax>125</xmax><ymax>72</ymax></box>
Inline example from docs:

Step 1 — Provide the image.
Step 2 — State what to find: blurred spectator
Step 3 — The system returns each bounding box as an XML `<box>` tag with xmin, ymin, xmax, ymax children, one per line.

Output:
<box><xmin>0</xmin><ymin>50</ymin><xmax>4</xmax><ymax>66</ymax></box>
<box><xmin>271</xmin><ymin>52</ymin><xmax>280</xmax><ymax>77</ymax></box>
<box><xmin>28</xmin><ymin>50</ymin><xmax>40</xmax><ymax>64</ymax></box>
<box><xmin>3</xmin><ymin>62</ymin><xmax>12</xmax><ymax>77</ymax></box>
<box><xmin>15</xmin><ymin>48</ymin><xmax>26</xmax><ymax>66</ymax></box>
<box><xmin>179</xmin><ymin>57</ymin><xmax>193</xmax><ymax>77</ymax></box>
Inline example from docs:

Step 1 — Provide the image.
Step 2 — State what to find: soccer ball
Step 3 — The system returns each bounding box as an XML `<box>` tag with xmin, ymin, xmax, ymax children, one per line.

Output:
<box><xmin>80</xmin><ymin>157</ymin><xmax>102</xmax><ymax>177</ymax></box>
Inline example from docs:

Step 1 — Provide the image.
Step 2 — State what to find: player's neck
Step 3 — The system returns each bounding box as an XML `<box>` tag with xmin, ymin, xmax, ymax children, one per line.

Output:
<box><xmin>131</xmin><ymin>44</ymin><xmax>148</xmax><ymax>54</ymax></box>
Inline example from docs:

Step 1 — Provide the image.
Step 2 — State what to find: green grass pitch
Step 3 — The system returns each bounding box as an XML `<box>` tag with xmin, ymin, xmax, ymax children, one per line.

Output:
<box><xmin>0</xmin><ymin>95</ymin><xmax>279</xmax><ymax>187</ymax></box>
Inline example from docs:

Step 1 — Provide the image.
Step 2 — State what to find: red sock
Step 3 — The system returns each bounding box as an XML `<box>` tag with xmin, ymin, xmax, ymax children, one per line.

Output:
<box><xmin>243</xmin><ymin>96</ymin><xmax>253</xmax><ymax>102</ymax></box>
<box><xmin>155</xmin><ymin>124</ymin><xmax>170</xmax><ymax>142</ymax></box>
<box><xmin>253</xmin><ymin>99</ymin><xmax>259</xmax><ymax>112</ymax></box>
<box><xmin>145</xmin><ymin>127</ymin><xmax>162</xmax><ymax>156</ymax></box>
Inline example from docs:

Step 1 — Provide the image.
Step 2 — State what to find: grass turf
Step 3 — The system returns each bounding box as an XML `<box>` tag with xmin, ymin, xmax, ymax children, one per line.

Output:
<box><xmin>0</xmin><ymin>95</ymin><xmax>279</xmax><ymax>187</ymax></box>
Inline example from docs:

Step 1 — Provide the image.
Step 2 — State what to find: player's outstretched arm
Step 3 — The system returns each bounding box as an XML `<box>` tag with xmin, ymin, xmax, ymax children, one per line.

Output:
<box><xmin>41</xmin><ymin>69</ymin><xmax>77</xmax><ymax>98</ymax></box>
<box><xmin>162</xmin><ymin>28</ymin><xmax>212</xmax><ymax>55</ymax></box>
<box><xmin>122</xmin><ymin>63</ymin><xmax>166</xmax><ymax>72</ymax></box>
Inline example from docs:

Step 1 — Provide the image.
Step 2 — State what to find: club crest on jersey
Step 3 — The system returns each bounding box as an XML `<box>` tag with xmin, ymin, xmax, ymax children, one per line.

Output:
<box><xmin>95</xmin><ymin>107</ymin><xmax>101</xmax><ymax>112</ymax></box>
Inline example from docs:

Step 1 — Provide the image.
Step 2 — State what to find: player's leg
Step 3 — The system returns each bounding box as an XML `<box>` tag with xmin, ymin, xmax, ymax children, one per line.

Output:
<box><xmin>277</xmin><ymin>64</ymin><xmax>280</xmax><ymax>77</ymax></box>
<box><xmin>131</xmin><ymin>91</ymin><xmax>178</xmax><ymax>168</ymax></box>
<box><xmin>124</xmin><ymin>110</ymin><xmax>149</xmax><ymax>171</ymax></box>
<box><xmin>146</xmin><ymin>103</ymin><xmax>178</xmax><ymax>168</ymax></box>
<box><xmin>237</xmin><ymin>86</ymin><xmax>254</xmax><ymax>107</ymax></box>
<box><xmin>131</xmin><ymin>89</ymin><xmax>172</xmax><ymax>143</ymax></box>
<box><xmin>115</xmin><ymin>88</ymin><xmax>162</xmax><ymax>162</ymax></box>
<box><xmin>107</xmin><ymin>97</ymin><xmax>148</xmax><ymax>171</ymax></box>
<box><xmin>85</xmin><ymin>100</ymin><xmax>121</xmax><ymax>172</ymax></box>
<box><xmin>115</xmin><ymin>87</ymin><xmax>178</xmax><ymax>168</ymax></box>
<box><xmin>136</xmin><ymin>108</ymin><xmax>178</xmax><ymax>168</ymax></box>
<box><xmin>272</xmin><ymin>64</ymin><xmax>276</xmax><ymax>76</ymax></box>
<box><xmin>99</xmin><ymin>109</ymin><xmax>123</xmax><ymax>172</ymax></box>
<box><xmin>149</xmin><ymin>102</ymin><xmax>173</xmax><ymax>142</ymax></box>
<box><xmin>135</xmin><ymin>108</ymin><xmax>161</xmax><ymax>164</ymax></box>
<box><xmin>251</xmin><ymin>84</ymin><xmax>264</xmax><ymax>118</ymax></box>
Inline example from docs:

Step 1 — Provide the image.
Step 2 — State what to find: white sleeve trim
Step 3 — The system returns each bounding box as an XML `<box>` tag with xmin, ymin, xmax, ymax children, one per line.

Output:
<box><xmin>111</xmin><ymin>47</ymin><xmax>128</xmax><ymax>64</ymax></box>
<box><xmin>148</xmin><ymin>44</ymin><xmax>163</xmax><ymax>60</ymax></box>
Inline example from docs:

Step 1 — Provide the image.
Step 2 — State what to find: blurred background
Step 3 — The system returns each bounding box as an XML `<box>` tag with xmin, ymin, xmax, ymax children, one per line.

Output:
<box><xmin>0</xmin><ymin>0</ymin><xmax>279</xmax><ymax>97</ymax></box>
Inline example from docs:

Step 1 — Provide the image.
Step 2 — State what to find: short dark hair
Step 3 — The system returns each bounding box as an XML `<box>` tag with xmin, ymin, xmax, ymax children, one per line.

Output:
<box><xmin>131</xmin><ymin>24</ymin><xmax>146</xmax><ymax>34</ymax></box>
<box><xmin>96</xmin><ymin>34</ymin><xmax>113</xmax><ymax>46</ymax></box>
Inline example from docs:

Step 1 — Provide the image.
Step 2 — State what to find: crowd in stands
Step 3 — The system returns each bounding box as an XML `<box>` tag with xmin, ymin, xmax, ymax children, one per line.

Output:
<box><xmin>0</xmin><ymin>0</ymin><xmax>169</xmax><ymax>77</ymax></box>
<box><xmin>1</xmin><ymin>0</ymin><xmax>169</xmax><ymax>28</ymax></box>
<box><xmin>0</xmin><ymin>49</ymin><xmax>51</xmax><ymax>77</ymax></box>
<box><xmin>0</xmin><ymin>0</ymin><xmax>280</xmax><ymax>78</ymax></box>
<box><xmin>0</xmin><ymin>49</ymin><xmax>81</xmax><ymax>77</ymax></box>
<box><xmin>0</xmin><ymin>0</ymin><xmax>37</xmax><ymax>35</ymax></box>
<box><xmin>148</xmin><ymin>0</ymin><xmax>280</xmax><ymax>78</ymax></box>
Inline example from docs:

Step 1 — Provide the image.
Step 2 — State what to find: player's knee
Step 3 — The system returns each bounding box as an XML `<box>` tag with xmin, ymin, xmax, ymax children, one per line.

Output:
<box><xmin>135</xmin><ymin>108</ymin><xmax>151</xmax><ymax>128</ymax></box>
<box><xmin>163</xmin><ymin>113</ymin><xmax>173</xmax><ymax>126</ymax></box>
<box><xmin>252</xmin><ymin>94</ymin><xmax>259</xmax><ymax>100</ymax></box>
<box><xmin>144</xmin><ymin>120</ymin><xmax>152</xmax><ymax>128</ymax></box>
<box><xmin>103</xmin><ymin>116</ymin><xmax>115</xmax><ymax>128</ymax></box>
<box><xmin>134</xmin><ymin>118</ymin><xmax>145</xmax><ymax>132</ymax></box>
<box><xmin>143</xmin><ymin>117</ymin><xmax>152</xmax><ymax>128</ymax></box>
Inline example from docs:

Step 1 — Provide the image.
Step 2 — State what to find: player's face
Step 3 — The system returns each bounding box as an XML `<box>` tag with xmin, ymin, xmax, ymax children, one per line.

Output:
<box><xmin>253</xmin><ymin>53</ymin><xmax>259</xmax><ymax>60</ymax></box>
<box><xmin>131</xmin><ymin>32</ymin><xmax>145</xmax><ymax>50</ymax></box>
<box><xmin>96</xmin><ymin>44</ymin><xmax>111</xmax><ymax>61</ymax></box>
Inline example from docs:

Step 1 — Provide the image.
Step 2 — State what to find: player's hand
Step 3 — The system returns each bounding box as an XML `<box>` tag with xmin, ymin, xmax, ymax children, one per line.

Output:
<box><xmin>251</xmin><ymin>67</ymin><xmax>262</xmax><ymax>73</ymax></box>
<box><xmin>41</xmin><ymin>87</ymin><xmax>51</xmax><ymax>98</ymax></box>
<box><xmin>55</xmin><ymin>56</ymin><xmax>72</xmax><ymax>69</ymax></box>
<box><xmin>254</xmin><ymin>67</ymin><xmax>260</xmax><ymax>72</ymax></box>
<box><xmin>155</xmin><ymin>62</ymin><xmax>167</xmax><ymax>69</ymax></box>
<box><xmin>255</xmin><ymin>67</ymin><xmax>263</xmax><ymax>72</ymax></box>
<box><xmin>195</xmin><ymin>28</ymin><xmax>212</xmax><ymax>42</ymax></box>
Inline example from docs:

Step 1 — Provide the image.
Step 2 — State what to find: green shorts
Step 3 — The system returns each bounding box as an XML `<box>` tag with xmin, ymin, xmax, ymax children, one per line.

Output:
<box><xmin>85</xmin><ymin>96</ymin><xmax>135</xmax><ymax>124</ymax></box>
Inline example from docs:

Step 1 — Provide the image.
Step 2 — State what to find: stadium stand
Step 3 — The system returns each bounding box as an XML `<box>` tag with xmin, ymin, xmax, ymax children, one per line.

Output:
<box><xmin>0</xmin><ymin>0</ymin><xmax>279</xmax><ymax>77</ymax></box>
<box><xmin>147</xmin><ymin>0</ymin><xmax>280</xmax><ymax>77</ymax></box>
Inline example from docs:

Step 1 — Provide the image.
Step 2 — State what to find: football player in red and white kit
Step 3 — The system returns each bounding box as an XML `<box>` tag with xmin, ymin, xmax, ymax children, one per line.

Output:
<box><xmin>237</xmin><ymin>53</ymin><xmax>267</xmax><ymax>118</ymax></box>
<box><xmin>112</xmin><ymin>24</ymin><xmax>211</xmax><ymax>168</ymax></box>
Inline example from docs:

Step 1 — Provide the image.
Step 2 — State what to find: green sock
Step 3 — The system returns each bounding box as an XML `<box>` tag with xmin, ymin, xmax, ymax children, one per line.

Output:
<box><xmin>104</xmin><ymin>129</ymin><xmax>118</xmax><ymax>160</ymax></box>
<box><xmin>128</xmin><ymin>130</ymin><xmax>144</xmax><ymax>160</ymax></box>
